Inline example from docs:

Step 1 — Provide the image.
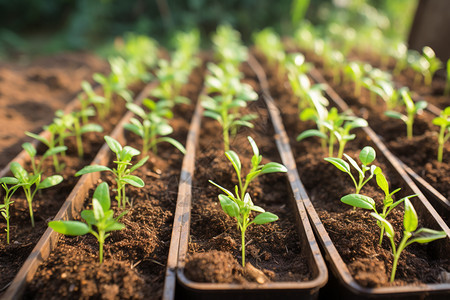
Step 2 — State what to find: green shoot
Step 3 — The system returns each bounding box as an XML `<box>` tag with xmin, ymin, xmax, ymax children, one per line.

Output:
<box><xmin>344</xmin><ymin>62</ymin><xmax>363</xmax><ymax>98</ymax></box>
<box><xmin>325</xmin><ymin>146</ymin><xmax>377</xmax><ymax>195</ymax></box>
<box><xmin>209</xmin><ymin>136</ymin><xmax>287</xmax><ymax>266</ymax></box>
<box><xmin>49</xmin><ymin>182</ymin><xmax>126</xmax><ymax>263</ymax></box>
<box><xmin>22</xmin><ymin>142</ymin><xmax>67</xmax><ymax>176</ymax></box>
<box><xmin>81</xmin><ymin>80</ymin><xmax>107</xmax><ymax>120</ymax></box>
<box><xmin>124</xmin><ymin>99</ymin><xmax>186</xmax><ymax>155</ymax></box>
<box><xmin>370</xmin><ymin>199</ymin><xmax>446</xmax><ymax>282</ymax></box>
<box><xmin>75</xmin><ymin>136</ymin><xmax>148</xmax><ymax>208</ymax></box>
<box><xmin>0</xmin><ymin>177</ymin><xmax>20</xmax><ymax>244</ymax></box>
<box><xmin>10</xmin><ymin>162</ymin><xmax>63</xmax><ymax>227</ymax></box>
<box><xmin>422</xmin><ymin>46</ymin><xmax>443</xmax><ymax>87</ymax></box>
<box><xmin>385</xmin><ymin>88</ymin><xmax>428</xmax><ymax>139</ymax></box>
<box><xmin>432</xmin><ymin>106</ymin><xmax>450</xmax><ymax>163</ymax></box>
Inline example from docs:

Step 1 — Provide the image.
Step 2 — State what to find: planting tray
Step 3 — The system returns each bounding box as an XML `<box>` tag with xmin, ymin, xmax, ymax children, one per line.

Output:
<box><xmin>253</xmin><ymin>50</ymin><xmax>449</xmax><ymax>299</ymax></box>
<box><xmin>1</xmin><ymin>81</ymin><xmax>157</xmax><ymax>299</ymax></box>
<box><xmin>175</xmin><ymin>61</ymin><xmax>328</xmax><ymax>300</ymax></box>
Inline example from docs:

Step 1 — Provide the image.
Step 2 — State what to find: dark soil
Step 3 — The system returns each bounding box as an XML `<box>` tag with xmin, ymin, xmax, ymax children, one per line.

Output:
<box><xmin>184</xmin><ymin>62</ymin><xmax>311</xmax><ymax>284</ymax></box>
<box><xmin>254</xmin><ymin>51</ymin><xmax>450</xmax><ymax>288</ymax></box>
<box><xmin>23</xmin><ymin>63</ymin><xmax>204</xmax><ymax>300</ymax></box>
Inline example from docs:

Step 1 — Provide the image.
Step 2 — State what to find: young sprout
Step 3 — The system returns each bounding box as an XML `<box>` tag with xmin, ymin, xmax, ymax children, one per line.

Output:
<box><xmin>370</xmin><ymin>80</ymin><xmax>399</xmax><ymax>110</ymax></box>
<box><xmin>432</xmin><ymin>106</ymin><xmax>450</xmax><ymax>163</ymax></box>
<box><xmin>325</xmin><ymin>146</ymin><xmax>377</xmax><ymax>195</ymax></box>
<box><xmin>49</xmin><ymin>182</ymin><xmax>126</xmax><ymax>263</ymax></box>
<box><xmin>22</xmin><ymin>142</ymin><xmax>67</xmax><ymax>176</ymax></box>
<box><xmin>124</xmin><ymin>99</ymin><xmax>186</xmax><ymax>155</ymax></box>
<box><xmin>341</xmin><ymin>167</ymin><xmax>415</xmax><ymax>244</ymax></box>
<box><xmin>371</xmin><ymin>198</ymin><xmax>446</xmax><ymax>282</ymax></box>
<box><xmin>422</xmin><ymin>46</ymin><xmax>443</xmax><ymax>87</ymax></box>
<box><xmin>75</xmin><ymin>136</ymin><xmax>148</xmax><ymax>208</ymax></box>
<box><xmin>209</xmin><ymin>136</ymin><xmax>287</xmax><ymax>266</ymax></box>
<box><xmin>81</xmin><ymin>80</ymin><xmax>107</xmax><ymax>120</ymax></box>
<box><xmin>344</xmin><ymin>62</ymin><xmax>363</xmax><ymax>98</ymax></box>
<box><xmin>10</xmin><ymin>162</ymin><xmax>63</xmax><ymax>227</ymax></box>
<box><xmin>0</xmin><ymin>177</ymin><xmax>20</xmax><ymax>244</ymax></box>
<box><xmin>445</xmin><ymin>59</ymin><xmax>450</xmax><ymax>96</ymax></box>
<box><xmin>385</xmin><ymin>88</ymin><xmax>428</xmax><ymax>139</ymax></box>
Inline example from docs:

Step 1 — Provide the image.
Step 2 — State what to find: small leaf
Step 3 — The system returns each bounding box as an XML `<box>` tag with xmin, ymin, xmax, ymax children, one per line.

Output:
<box><xmin>209</xmin><ymin>180</ymin><xmax>235</xmax><ymax>199</ymax></box>
<box><xmin>93</xmin><ymin>182</ymin><xmax>110</xmax><ymax>212</ymax></box>
<box><xmin>10</xmin><ymin>162</ymin><xmax>29</xmax><ymax>181</ymax></box>
<box><xmin>359</xmin><ymin>146</ymin><xmax>376</xmax><ymax>165</ymax></box>
<box><xmin>25</xmin><ymin>131</ymin><xmax>49</xmax><ymax>147</ymax></box>
<box><xmin>404</xmin><ymin>198</ymin><xmax>418</xmax><ymax>232</ymax></box>
<box><xmin>49</xmin><ymin>220</ymin><xmax>90</xmax><ymax>236</ymax></box>
<box><xmin>415</xmin><ymin>100</ymin><xmax>428</xmax><ymax>112</ymax></box>
<box><xmin>225</xmin><ymin>150</ymin><xmax>241</xmax><ymax>174</ymax></box>
<box><xmin>43</xmin><ymin>146</ymin><xmax>68</xmax><ymax>159</ymax></box>
<box><xmin>0</xmin><ymin>177</ymin><xmax>19</xmax><ymax>185</ymax></box>
<box><xmin>250</xmin><ymin>205</ymin><xmax>265</xmax><ymax>213</ymax></box>
<box><xmin>219</xmin><ymin>194</ymin><xmax>239</xmax><ymax>218</ymax></box>
<box><xmin>247</xmin><ymin>136</ymin><xmax>259</xmax><ymax>157</ymax></box>
<box><xmin>253</xmin><ymin>212</ymin><xmax>278</xmax><ymax>225</ymax></box>
<box><xmin>80</xmin><ymin>124</ymin><xmax>103</xmax><ymax>134</ymax></box>
<box><xmin>93</xmin><ymin>198</ymin><xmax>104</xmax><ymax>221</ymax></box>
<box><xmin>104</xmin><ymin>136</ymin><xmax>122</xmax><ymax>154</ymax></box>
<box><xmin>296</xmin><ymin>129</ymin><xmax>327</xmax><ymax>141</ymax></box>
<box><xmin>81</xmin><ymin>210</ymin><xmax>96</xmax><ymax>226</ymax></box>
<box><xmin>408</xmin><ymin>228</ymin><xmax>446</xmax><ymax>244</ymax></box>
<box><xmin>122</xmin><ymin>175</ymin><xmax>145</xmax><ymax>187</ymax></box>
<box><xmin>22</xmin><ymin>142</ymin><xmax>36</xmax><ymax>157</ymax></box>
<box><xmin>385</xmin><ymin>111</ymin><xmax>406</xmax><ymax>121</ymax></box>
<box><xmin>39</xmin><ymin>175</ymin><xmax>63</xmax><ymax>189</ymax></box>
<box><xmin>341</xmin><ymin>194</ymin><xmax>376</xmax><ymax>210</ymax></box>
<box><xmin>370</xmin><ymin>213</ymin><xmax>395</xmax><ymax>238</ymax></box>
<box><xmin>126</xmin><ymin>103</ymin><xmax>147</xmax><ymax>119</ymax></box>
<box><xmin>260</xmin><ymin>162</ymin><xmax>288</xmax><ymax>174</ymax></box>
<box><xmin>343</xmin><ymin>154</ymin><xmax>363</xmax><ymax>175</ymax></box>
<box><xmin>129</xmin><ymin>156</ymin><xmax>149</xmax><ymax>172</ymax></box>
<box><xmin>105</xmin><ymin>222</ymin><xmax>125</xmax><ymax>232</ymax></box>
<box><xmin>324</xmin><ymin>157</ymin><xmax>350</xmax><ymax>173</ymax></box>
<box><xmin>75</xmin><ymin>165</ymin><xmax>111</xmax><ymax>177</ymax></box>
<box><xmin>157</xmin><ymin>137</ymin><xmax>186</xmax><ymax>154</ymax></box>
<box><xmin>375</xmin><ymin>170</ymin><xmax>389</xmax><ymax>195</ymax></box>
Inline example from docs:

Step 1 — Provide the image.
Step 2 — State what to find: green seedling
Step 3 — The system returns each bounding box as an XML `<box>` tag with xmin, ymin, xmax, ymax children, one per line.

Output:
<box><xmin>49</xmin><ymin>182</ymin><xmax>126</xmax><ymax>263</ymax></box>
<box><xmin>124</xmin><ymin>99</ymin><xmax>186</xmax><ymax>155</ymax></box>
<box><xmin>209</xmin><ymin>136</ymin><xmax>287</xmax><ymax>266</ymax></box>
<box><xmin>81</xmin><ymin>80</ymin><xmax>107</xmax><ymax>120</ymax></box>
<box><xmin>0</xmin><ymin>177</ymin><xmax>20</xmax><ymax>244</ymax></box>
<box><xmin>22</xmin><ymin>142</ymin><xmax>67</xmax><ymax>175</ymax></box>
<box><xmin>445</xmin><ymin>59</ymin><xmax>450</xmax><ymax>96</ymax></box>
<box><xmin>371</xmin><ymin>199</ymin><xmax>446</xmax><ymax>282</ymax></box>
<box><xmin>93</xmin><ymin>68</ymin><xmax>133</xmax><ymax>114</ymax></box>
<box><xmin>10</xmin><ymin>162</ymin><xmax>63</xmax><ymax>227</ymax></box>
<box><xmin>325</xmin><ymin>146</ymin><xmax>377</xmax><ymax>195</ymax></box>
<box><xmin>422</xmin><ymin>46</ymin><xmax>443</xmax><ymax>87</ymax></box>
<box><xmin>385</xmin><ymin>88</ymin><xmax>427</xmax><ymax>139</ymax></box>
<box><xmin>76</xmin><ymin>136</ymin><xmax>148</xmax><ymax>208</ymax></box>
<box><xmin>432</xmin><ymin>106</ymin><xmax>450</xmax><ymax>163</ymax></box>
<box><xmin>212</xmin><ymin>24</ymin><xmax>248</xmax><ymax>65</ymax></box>
<box><xmin>344</xmin><ymin>62</ymin><xmax>363</xmax><ymax>98</ymax></box>
<box><xmin>370</xmin><ymin>80</ymin><xmax>399</xmax><ymax>110</ymax></box>
<box><xmin>341</xmin><ymin>167</ymin><xmax>415</xmax><ymax>244</ymax></box>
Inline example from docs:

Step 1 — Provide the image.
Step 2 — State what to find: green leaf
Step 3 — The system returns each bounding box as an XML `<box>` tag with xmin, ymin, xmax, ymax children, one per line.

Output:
<box><xmin>375</xmin><ymin>170</ymin><xmax>389</xmax><ymax>195</ymax></box>
<box><xmin>49</xmin><ymin>220</ymin><xmax>90</xmax><ymax>236</ymax></box>
<box><xmin>10</xmin><ymin>162</ymin><xmax>29</xmax><ymax>181</ymax></box>
<box><xmin>129</xmin><ymin>156</ymin><xmax>149</xmax><ymax>173</ymax></box>
<box><xmin>105</xmin><ymin>222</ymin><xmax>125</xmax><ymax>232</ymax></box>
<box><xmin>124</xmin><ymin>123</ymin><xmax>143</xmax><ymax>137</ymax></box>
<box><xmin>296</xmin><ymin>129</ymin><xmax>327</xmax><ymax>141</ymax></box>
<box><xmin>250</xmin><ymin>205</ymin><xmax>265</xmax><ymax>213</ymax></box>
<box><xmin>324</xmin><ymin>157</ymin><xmax>350</xmax><ymax>173</ymax></box>
<box><xmin>247</xmin><ymin>136</ymin><xmax>259</xmax><ymax>157</ymax></box>
<box><xmin>408</xmin><ymin>228</ymin><xmax>446</xmax><ymax>244</ymax></box>
<box><xmin>126</xmin><ymin>103</ymin><xmax>147</xmax><ymax>119</ymax></box>
<box><xmin>404</xmin><ymin>198</ymin><xmax>418</xmax><ymax>232</ymax></box>
<box><xmin>93</xmin><ymin>182</ymin><xmax>110</xmax><ymax>212</ymax></box>
<box><xmin>253</xmin><ymin>212</ymin><xmax>278</xmax><ymax>225</ymax></box>
<box><xmin>122</xmin><ymin>175</ymin><xmax>145</xmax><ymax>187</ymax></box>
<box><xmin>415</xmin><ymin>100</ymin><xmax>428</xmax><ymax>112</ymax></box>
<box><xmin>39</xmin><ymin>175</ymin><xmax>63</xmax><ymax>189</ymax></box>
<box><xmin>209</xmin><ymin>180</ymin><xmax>235</xmax><ymax>199</ymax></box>
<box><xmin>343</xmin><ymin>154</ymin><xmax>363</xmax><ymax>175</ymax></box>
<box><xmin>75</xmin><ymin>165</ymin><xmax>111</xmax><ymax>177</ymax></box>
<box><xmin>385</xmin><ymin>111</ymin><xmax>406</xmax><ymax>121</ymax></box>
<box><xmin>80</xmin><ymin>124</ymin><xmax>103</xmax><ymax>134</ymax></box>
<box><xmin>261</xmin><ymin>162</ymin><xmax>288</xmax><ymax>174</ymax></box>
<box><xmin>218</xmin><ymin>194</ymin><xmax>239</xmax><ymax>218</ymax></box>
<box><xmin>341</xmin><ymin>194</ymin><xmax>376</xmax><ymax>210</ymax></box>
<box><xmin>22</xmin><ymin>142</ymin><xmax>36</xmax><ymax>157</ymax></box>
<box><xmin>81</xmin><ymin>210</ymin><xmax>96</xmax><ymax>226</ymax></box>
<box><xmin>157</xmin><ymin>137</ymin><xmax>186</xmax><ymax>154</ymax></box>
<box><xmin>0</xmin><ymin>177</ymin><xmax>19</xmax><ymax>185</ymax></box>
<box><xmin>225</xmin><ymin>150</ymin><xmax>241</xmax><ymax>174</ymax></box>
<box><xmin>156</xmin><ymin>123</ymin><xmax>173</xmax><ymax>136</ymax></box>
<box><xmin>104</xmin><ymin>136</ymin><xmax>122</xmax><ymax>154</ymax></box>
<box><xmin>359</xmin><ymin>146</ymin><xmax>376</xmax><ymax>165</ymax></box>
<box><xmin>203</xmin><ymin>110</ymin><xmax>222</xmax><ymax>122</ymax></box>
<box><xmin>25</xmin><ymin>131</ymin><xmax>49</xmax><ymax>147</ymax></box>
<box><xmin>291</xmin><ymin>0</ymin><xmax>310</xmax><ymax>24</ymax></box>
<box><xmin>371</xmin><ymin>213</ymin><xmax>394</xmax><ymax>238</ymax></box>
<box><xmin>43</xmin><ymin>146</ymin><xmax>68</xmax><ymax>158</ymax></box>
<box><xmin>93</xmin><ymin>198</ymin><xmax>104</xmax><ymax>221</ymax></box>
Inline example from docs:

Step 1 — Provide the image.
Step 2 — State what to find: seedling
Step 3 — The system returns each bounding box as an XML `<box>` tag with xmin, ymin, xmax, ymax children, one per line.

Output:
<box><xmin>124</xmin><ymin>99</ymin><xmax>186</xmax><ymax>155</ymax></box>
<box><xmin>370</xmin><ymin>80</ymin><xmax>399</xmax><ymax>110</ymax></box>
<box><xmin>212</xmin><ymin>24</ymin><xmax>248</xmax><ymax>65</ymax></box>
<box><xmin>371</xmin><ymin>199</ymin><xmax>446</xmax><ymax>282</ymax></box>
<box><xmin>93</xmin><ymin>69</ymin><xmax>133</xmax><ymax>114</ymax></box>
<box><xmin>344</xmin><ymin>62</ymin><xmax>363</xmax><ymax>98</ymax></box>
<box><xmin>340</xmin><ymin>167</ymin><xmax>415</xmax><ymax>244</ymax></box>
<box><xmin>49</xmin><ymin>182</ymin><xmax>126</xmax><ymax>263</ymax></box>
<box><xmin>432</xmin><ymin>106</ymin><xmax>450</xmax><ymax>163</ymax></box>
<box><xmin>325</xmin><ymin>146</ymin><xmax>377</xmax><ymax>195</ymax></box>
<box><xmin>422</xmin><ymin>46</ymin><xmax>442</xmax><ymax>87</ymax></box>
<box><xmin>0</xmin><ymin>177</ymin><xmax>20</xmax><ymax>244</ymax></box>
<box><xmin>75</xmin><ymin>136</ymin><xmax>148</xmax><ymax>208</ymax></box>
<box><xmin>22</xmin><ymin>142</ymin><xmax>67</xmax><ymax>176</ymax></box>
<box><xmin>81</xmin><ymin>80</ymin><xmax>107</xmax><ymax>120</ymax></box>
<box><xmin>385</xmin><ymin>88</ymin><xmax>427</xmax><ymax>139</ymax></box>
<box><xmin>209</xmin><ymin>136</ymin><xmax>287</xmax><ymax>266</ymax></box>
<box><xmin>10</xmin><ymin>162</ymin><xmax>63</xmax><ymax>227</ymax></box>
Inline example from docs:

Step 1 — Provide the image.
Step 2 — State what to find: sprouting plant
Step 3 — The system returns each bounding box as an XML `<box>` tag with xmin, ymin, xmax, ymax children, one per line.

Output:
<box><xmin>81</xmin><ymin>80</ymin><xmax>107</xmax><ymax>120</ymax></box>
<box><xmin>340</xmin><ymin>167</ymin><xmax>415</xmax><ymax>244</ymax></box>
<box><xmin>325</xmin><ymin>146</ymin><xmax>377</xmax><ymax>195</ymax></box>
<box><xmin>212</xmin><ymin>24</ymin><xmax>248</xmax><ymax>65</ymax></box>
<box><xmin>10</xmin><ymin>162</ymin><xmax>63</xmax><ymax>227</ymax></box>
<box><xmin>371</xmin><ymin>198</ymin><xmax>446</xmax><ymax>282</ymax></box>
<box><xmin>298</xmin><ymin>107</ymin><xmax>368</xmax><ymax>158</ymax></box>
<box><xmin>75</xmin><ymin>136</ymin><xmax>148</xmax><ymax>208</ymax></box>
<box><xmin>22</xmin><ymin>142</ymin><xmax>67</xmax><ymax>176</ymax></box>
<box><xmin>202</xmin><ymin>63</ymin><xmax>258</xmax><ymax>152</ymax></box>
<box><xmin>0</xmin><ymin>177</ymin><xmax>20</xmax><ymax>244</ymax></box>
<box><xmin>370</xmin><ymin>80</ymin><xmax>399</xmax><ymax>110</ymax></box>
<box><xmin>432</xmin><ymin>106</ymin><xmax>450</xmax><ymax>163</ymax></box>
<box><xmin>49</xmin><ymin>182</ymin><xmax>126</xmax><ymax>263</ymax></box>
<box><xmin>344</xmin><ymin>62</ymin><xmax>363</xmax><ymax>98</ymax></box>
<box><xmin>390</xmin><ymin>42</ymin><xmax>408</xmax><ymax>75</ymax></box>
<box><xmin>422</xmin><ymin>46</ymin><xmax>443</xmax><ymax>87</ymax></box>
<box><xmin>385</xmin><ymin>88</ymin><xmax>428</xmax><ymax>139</ymax></box>
<box><xmin>209</xmin><ymin>136</ymin><xmax>287</xmax><ymax>266</ymax></box>
<box><xmin>445</xmin><ymin>59</ymin><xmax>450</xmax><ymax>96</ymax></box>
<box><xmin>124</xmin><ymin>99</ymin><xmax>186</xmax><ymax>155</ymax></box>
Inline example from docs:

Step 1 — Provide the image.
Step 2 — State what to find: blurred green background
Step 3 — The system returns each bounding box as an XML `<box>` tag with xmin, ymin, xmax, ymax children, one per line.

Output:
<box><xmin>0</xmin><ymin>0</ymin><xmax>418</xmax><ymax>59</ymax></box>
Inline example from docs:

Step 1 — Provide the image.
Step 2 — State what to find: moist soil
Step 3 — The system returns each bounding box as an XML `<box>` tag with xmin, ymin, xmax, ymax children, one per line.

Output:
<box><xmin>253</xmin><ymin>51</ymin><xmax>450</xmax><ymax>288</ymax></box>
<box><xmin>301</xmin><ymin>49</ymin><xmax>450</xmax><ymax>201</ymax></box>
<box><xmin>23</xmin><ymin>63</ymin><xmax>204</xmax><ymax>300</ymax></box>
<box><xmin>0</xmin><ymin>84</ymin><xmax>140</xmax><ymax>295</ymax></box>
<box><xmin>0</xmin><ymin>52</ymin><xmax>109</xmax><ymax>169</ymax></box>
<box><xmin>184</xmin><ymin>62</ymin><xmax>311</xmax><ymax>285</ymax></box>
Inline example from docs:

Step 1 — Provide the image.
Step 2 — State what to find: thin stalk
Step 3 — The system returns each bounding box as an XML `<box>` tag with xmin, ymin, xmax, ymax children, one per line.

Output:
<box><xmin>99</xmin><ymin>232</ymin><xmax>105</xmax><ymax>264</ymax></box>
<box><xmin>24</xmin><ymin>188</ymin><xmax>35</xmax><ymax>227</ymax></box>
<box><xmin>241</xmin><ymin>226</ymin><xmax>246</xmax><ymax>267</ymax></box>
<box><xmin>406</xmin><ymin>118</ymin><xmax>413</xmax><ymax>140</ymax></box>
<box><xmin>337</xmin><ymin>141</ymin><xmax>345</xmax><ymax>159</ymax></box>
<box><xmin>74</xmin><ymin>119</ymin><xmax>83</xmax><ymax>158</ymax></box>
<box><xmin>437</xmin><ymin>127</ymin><xmax>446</xmax><ymax>163</ymax></box>
<box><xmin>390</xmin><ymin>232</ymin><xmax>411</xmax><ymax>282</ymax></box>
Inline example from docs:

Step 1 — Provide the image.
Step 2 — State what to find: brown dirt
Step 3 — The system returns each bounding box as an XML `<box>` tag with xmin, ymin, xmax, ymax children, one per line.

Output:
<box><xmin>23</xmin><ymin>63</ymin><xmax>204</xmax><ymax>300</ymax></box>
<box><xmin>184</xmin><ymin>63</ymin><xmax>311</xmax><ymax>284</ymax></box>
<box><xmin>0</xmin><ymin>52</ymin><xmax>109</xmax><ymax>169</ymax></box>
<box><xmin>255</xmin><ymin>51</ymin><xmax>450</xmax><ymax>288</ymax></box>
